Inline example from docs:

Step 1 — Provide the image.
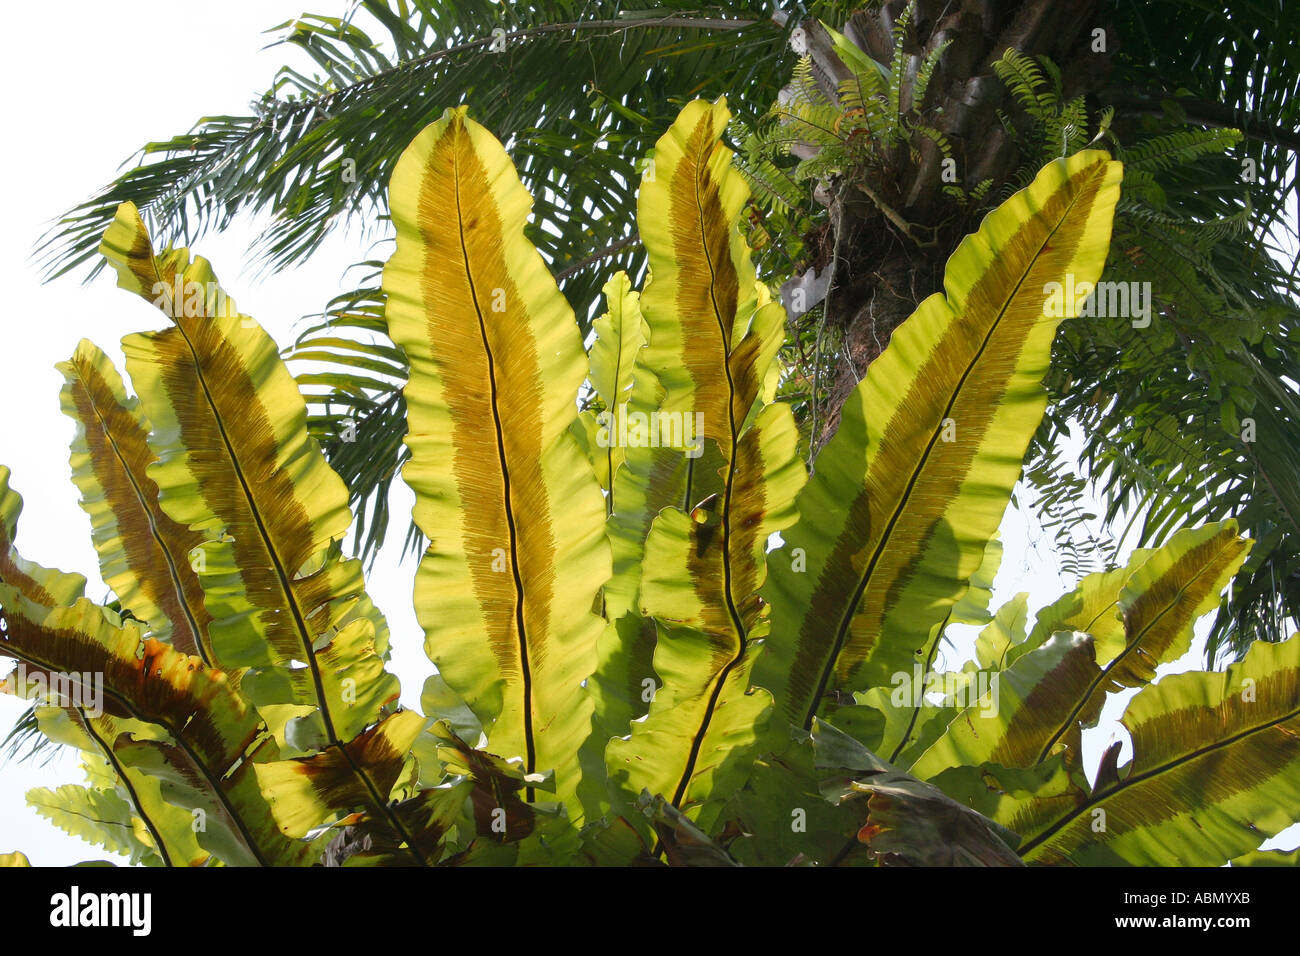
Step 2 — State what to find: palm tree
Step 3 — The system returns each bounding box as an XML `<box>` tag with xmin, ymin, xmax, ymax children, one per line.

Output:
<box><xmin>36</xmin><ymin>0</ymin><xmax>1300</xmax><ymax>660</ymax></box>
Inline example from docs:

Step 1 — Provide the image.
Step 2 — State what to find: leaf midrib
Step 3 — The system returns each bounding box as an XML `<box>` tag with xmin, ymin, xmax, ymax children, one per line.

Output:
<box><xmin>668</xmin><ymin>123</ymin><xmax>753</xmax><ymax>811</ymax></box>
<box><xmin>449</xmin><ymin>124</ymin><xmax>538</xmax><ymax>798</ymax></box>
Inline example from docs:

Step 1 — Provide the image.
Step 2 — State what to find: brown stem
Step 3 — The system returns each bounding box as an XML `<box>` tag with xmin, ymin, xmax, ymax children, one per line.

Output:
<box><xmin>553</xmin><ymin>233</ymin><xmax>640</xmax><ymax>282</ymax></box>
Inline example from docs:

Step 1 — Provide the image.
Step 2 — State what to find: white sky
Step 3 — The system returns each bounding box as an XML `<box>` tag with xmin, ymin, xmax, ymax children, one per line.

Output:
<box><xmin>0</xmin><ymin>0</ymin><xmax>1293</xmax><ymax>866</ymax></box>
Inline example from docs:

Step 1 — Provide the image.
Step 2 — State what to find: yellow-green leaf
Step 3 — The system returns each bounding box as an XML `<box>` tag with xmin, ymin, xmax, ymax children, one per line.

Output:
<box><xmin>756</xmin><ymin>150</ymin><xmax>1123</xmax><ymax>730</ymax></box>
<box><xmin>0</xmin><ymin>586</ymin><xmax>309</xmax><ymax>866</ymax></box>
<box><xmin>604</xmin><ymin>100</ymin><xmax>801</xmax><ymax>821</ymax></box>
<box><xmin>384</xmin><ymin>106</ymin><xmax>610</xmax><ymax>811</ymax></box>
<box><xmin>34</xmin><ymin>707</ymin><xmax>211</xmax><ymax>867</ymax></box>
<box><xmin>57</xmin><ymin>340</ymin><xmax>211</xmax><ymax>660</ymax></box>
<box><xmin>255</xmin><ymin>709</ymin><xmax>426</xmax><ymax>844</ymax></box>
<box><xmin>1018</xmin><ymin>635</ymin><xmax>1300</xmax><ymax>865</ymax></box>
<box><xmin>100</xmin><ymin>202</ymin><xmax>396</xmax><ymax>749</ymax></box>
<box><xmin>910</xmin><ymin>521</ymin><xmax>1250</xmax><ymax>779</ymax></box>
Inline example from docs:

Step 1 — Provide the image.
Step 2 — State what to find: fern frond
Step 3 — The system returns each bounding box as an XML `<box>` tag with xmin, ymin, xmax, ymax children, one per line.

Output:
<box><xmin>1123</xmin><ymin>128</ymin><xmax>1245</xmax><ymax>174</ymax></box>
<box><xmin>910</xmin><ymin>39</ymin><xmax>951</xmax><ymax>113</ymax></box>
<box><xmin>992</xmin><ymin>49</ymin><xmax>1055</xmax><ymax>121</ymax></box>
<box><xmin>886</xmin><ymin>0</ymin><xmax>917</xmax><ymax>140</ymax></box>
